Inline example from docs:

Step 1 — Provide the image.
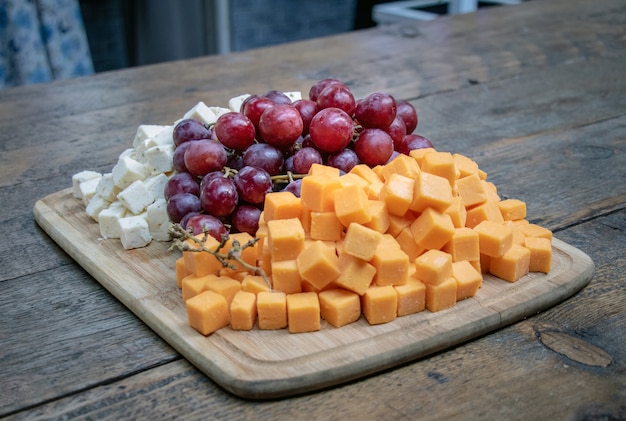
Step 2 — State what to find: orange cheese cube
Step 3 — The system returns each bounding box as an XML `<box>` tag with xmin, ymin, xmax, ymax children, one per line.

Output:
<box><xmin>489</xmin><ymin>244</ymin><xmax>530</xmax><ymax>282</ymax></box>
<box><xmin>230</xmin><ymin>291</ymin><xmax>257</xmax><ymax>331</ymax></box>
<box><xmin>361</xmin><ymin>285</ymin><xmax>398</xmax><ymax>325</ymax></box>
<box><xmin>442</xmin><ymin>227</ymin><xmax>480</xmax><ymax>262</ymax></box>
<box><xmin>334</xmin><ymin>183</ymin><xmax>371</xmax><ymax>226</ymax></box>
<box><xmin>444</xmin><ymin>196</ymin><xmax>467</xmax><ymax>228</ymax></box>
<box><xmin>421</xmin><ymin>151</ymin><xmax>458</xmax><ymax>186</ymax></box>
<box><xmin>254</xmin><ymin>224</ymin><xmax>269</xmax><ymax>260</ymax></box>
<box><xmin>257</xmin><ymin>291</ymin><xmax>287</xmax><ymax>330</ymax></box>
<box><xmin>366</xmin><ymin>180</ymin><xmax>384</xmax><ymax>200</ymax></box>
<box><xmin>339</xmin><ymin>172</ymin><xmax>370</xmax><ymax>191</ymax></box>
<box><xmin>387</xmin><ymin>212</ymin><xmax>416</xmax><ymax>237</ymax></box>
<box><xmin>220</xmin><ymin>232</ymin><xmax>258</xmax><ymax>273</ymax></box>
<box><xmin>480</xmin><ymin>253</ymin><xmax>491</xmax><ymax>274</ymax></box>
<box><xmin>382</xmin><ymin>153</ymin><xmax>421</xmax><ymax>180</ymax></box>
<box><xmin>394</xmin><ymin>278</ymin><xmax>426</xmax><ymax>316</ymax></box>
<box><xmin>455</xmin><ymin>173</ymin><xmax>487</xmax><ymax>208</ymax></box>
<box><xmin>241</xmin><ymin>274</ymin><xmax>270</xmax><ymax>295</ymax></box>
<box><xmin>186</xmin><ymin>290</ymin><xmax>230</xmax><ymax>335</ymax></box>
<box><xmin>452</xmin><ymin>153</ymin><xmax>480</xmax><ymax>178</ymax></box>
<box><xmin>267</xmin><ymin>218</ymin><xmax>305</xmax><ymax>261</ymax></box>
<box><xmin>466</xmin><ymin>199</ymin><xmax>505</xmax><ymax>228</ymax></box>
<box><xmin>410</xmin><ymin>172</ymin><xmax>453</xmax><ymax>213</ymax></box>
<box><xmin>335</xmin><ymin>253</ymin><xmax>376</xmax><ymax>295</ymax></box>
<box><xmin>204</xmin><ymin>275</ymin><xmax>241</xmax><ymax>306</ymax></box>
<box><xmin>452</xmin><ymin>261</ymin><xmax>483</xmax><ymax>301</ymax></box>
<box><xmin>263</xmin><ymin>191</ymin><xmax>302</xmax><ymax>220</ymax></box>
<box><xmin>183</xmin><ymin>235</ymin><xmax>222</xmax><ymax>277</ymax></box>
<box><xmin>309</xmin><ymin>163</ymin><xmax>340</xmax><ymax>177</ymax></box>
<box><xmin>410</xmin><ymin>207</ymin><xmax>455</xmax><ymax>250</ymax></box>
<box><xmin>181</xmin><ymin>273</ymin><xmax>210</xmax><ymax>301</ymax></box>
<box><xmin>300</xmin><ymin>205</ymin><xmax>312</xmax><ymax>233</ymax></box>
<box><xmin>482</xmin><ymin>180</ymin><xmax>500</xmax><ymax>201</ymax></box>
<box><xmin>380</xmin><ymin>233</ymin><xmax>402</xmax><ymax>249</ymax></box>
<box><xmin>349</xmin><ymin>163</ymin><xmax>383</xmax><ymax>184</ymax></box>
<box><xmin>318</xmin><ymin>288</ymin><xmax>361</xmax><ymax>327</ymax></box>
<box><xmin>297</xmin><ymin>240</ymin><xmax>341</xmax><ymax>290</ymax></box>
<box><xmin>176</xmin><ymin>257</ymin><xmax>190</xmax><ymax>289</ymax></box>
<box><xmin>518</xmin><ymin>223</ymin><xmax>553</xmax><ymax>241</ymax></box>
<box><xmin>498</xmin><ymin>199</ymin><xmax>527</xmax><ymax>221</ymax></box>
<box><xmin>371</xmin><ymin>246</ymin><xmax>410</xmax><ymax>286</ymax></box>
<box><xmin>271</xmin><ymin>259</ymin><xmax>302</xmax><ymax>294</ymax></box>
<box><xmin>524</xmin><ymin>236</ymin><xmax>552</xmax><ymax>273</ymax></box>
<box><xmin>425</xmin><ymin>277</ymin><xmax>457</xmax><ymax>312</ymax></box>
<box><xmin>414</xmin><ymin>249</ymin><xmax>452</xmax><ymax>286</ymax></box>
<box><xmin>364</xmin><ymin>200</ymin><xmax>391</xmax><ymax>233</ymax></box>
<box><xmin>286</xmin><ymin>292</ymin><xmax>321</xmax><ymax>333</ymax></box>
<box><xmin>342</xmin><ymin>222</ymin><xmax>383</xmax><ymax>261</ymax></box>
<box><xmin>380</xmin><ymin>173</ymin><xmax>415</xmax><ymax>216</ymax></box>
<box><xmin>310</xmin><ymin>211</ymin><xmax>343</xmax><ymax>241</ymax></box>
<box><xmin>395</xmin><ymin>227</ymin><xmax>425</xmax><ymax>262</ymax></box>
<box><xmin>473</xmin><ymin>220</ymin><xmax>513</xmax><ymax>258</ymax></box>
<box><xmin>504</xmin><ymin>220</ymin><xmax>526</xmax><ymax>246</ymax></box>
<box><xmin>408</xmin><ymin>147</ymin><xmax>436</xmax><ymax>167</ymax></box>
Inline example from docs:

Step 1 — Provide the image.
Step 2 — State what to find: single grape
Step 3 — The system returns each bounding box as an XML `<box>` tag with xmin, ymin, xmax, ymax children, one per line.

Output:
<box><xmin>293</xmin><ymin>99</ymin><xmax>318</xmax><ymax>135</ymax></box>
<box><xmin>233</xmin><ymin>165</ymin><xmax>273</xmax><ymax>204</ymax></box>
<box><xmin>200</xmin><ymin>176</ymin><xmax>239</xmax><ymax>217</ymax></box>
<box><xmin>354</xmin><ymin>92</ymin><xmax>397</xmax><ymax>129</ymax></box>
<box><xmin>241</xmin><ymin>95</ymin><xmax>275</xmax><ymax>134</ymax></box>
<box><xmin>242</xmin><ymin>142</ymin><xmax>285</xmax><ymax>176</ymax></box>
<box><xmin>167</xmin><ymin>193</ymin><xmax>202</xmax><ymax>223</ymax></box>
<box><xmin>326</xmin><ymin>148</ymin><xmax>359</xmax><ymax>173</ymax></box>
<box><xmin>396</xmin><ymin>100</ymin><xmax>418</xmax><ymax>133</ymax></box>
<box><xmin>186</xmin><ymin>213</ymin><xmax>229</xmax><ymax>240</ymax></box>
<box><xmin>308</xmin><ymin>107</ymin><xmax>354</xmax><ymax>153</ymax></box>
<box><xmin>172</xmin><ymin>141</ymin><xmax>193</xmax><ymax>173</ymax></box>
<box><xmin>316</xmin><ymin>83</ymin><xmax>356</xmax><ymax>116</ymax></box>
<box><xmin>258</xmin><ymin>104</ymin><xmax>303</xmax><ymax>148</ymax></box>
<box><xmin>226</xmin><ymin>153</ymin><xmax>245</xmax><ymax>171</ymax></box>
<box><xmin>184</xmin><ymin>140</ymin><xmax>228</xmax><ymax>177</ymax></box>
<box><xmin>199</xmin><ymin>170</ymin><xmax>225</xmax><ymax>191</ymax></box>
<box><xmin>282</xmin><ymin>178</ymin><xmax>303</xmax><ymax>197</ymax></box>
<box><xmin>284</xmin><ymin>155</ymin><xmax>295</xmax><ymax>173</ymax></box>
<box><xmin>396</xmin><ymin>134</ymin><xmax>434</xmax><ymax>155</ymax></box>
<box><xmin>309</xmin><ymin>78</ymin><xmax>344</xmax><ymax>101</ymax></box>
<box><xmin>293</xmin><ymin>147</ymin><xmax>323</xmax><ymax>174</ymax></box>
<box><xmin>385</xmin><ymin>116</ymin><xmax>407</xmax><ymax>149</ymax></box>
<box><xmin>263</xmin><ymin>90</ymin><xmax>292</xmax><ymax>104</ymax></box>
<box><xmin>214</xmin><ymin>112</ymin><xmax>256</xmax><ymax>151</ymax></box>
<box><xmin>173</xmin><ymin>119</ymin><xmax>212</xmax><ymax>146</ymax></box>
<box><xmin>354</xmin><ymin>128</ymin><xmax>394</xmax><ymax>166</ymax></box>
<box><xmin>180</xmin><ymin>211</ymin><xmax>201</xmax><ymax>230</ymax></box>
<box><xmin>232</xmin><ymin>205</ymin><xmax>262</xmax><ymax>235</ymax></box>
<box><xmin>164</xmin><ymin>172</ymin><xmax>200</xmax><ymax>200</ymax></box>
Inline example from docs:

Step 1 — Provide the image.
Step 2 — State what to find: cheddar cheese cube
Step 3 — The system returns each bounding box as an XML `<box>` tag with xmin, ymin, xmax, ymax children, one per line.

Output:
<box><xmin>309</xmin><ymin>163</ymin><xmax>340</xmax><ymax>177</ymax></box>
<box><xmin>297</xmin><ymin>240</ymin><xmax>341</xmax><ymax>290</ymax></box>
<box><xmin>230</xmin><ymin>291</ymin><xmax>257</xmax><ymax>331</ymax></box>
<box><xmin>257</xmin><ymin>291</ymin><xmax>287</xmax><ymax>330</ymax></box>
<box><xmin>220</xmin><ymin>232</ymin><xmax>258</xmax><ymax>273</ymax></box>
<box><xmin>387</xmin><ymin>212</ymin><xmax>416</xmax><ymax>237</ymax></box>
<box><xmin>524</xmin><ymin>236</ymin><xmax>552</xmax><ymax>273</ymax></box>
<box><xmin>452</xmin><ymin>153</ymin><xmax>480</xmax><ymax>178</ymax></box>
<box><xmin>444</xmin><ymin>196</ymin><xmax>467</xmax><ymax>228</ymax></box>
<box><xmin>421</xmin><ymin>151</ymin><xmax>458</xmax><ymax>186</ymax></box>
<box><xmin>442</xmin><ymin>227</ymin><xmax>480</xmax><ymax>262</ymax></box>
<box><xmin>473</xmin><ymin>220</ymin><xmax>513</xmax><ymax>258</ymax></box>
<box><xmin>342</xmin><ymin>222</ymin><xmax>383</xmax><ymax>261</ymax></box>
<box><xmin>408</xmin><ymin>147</ymin><xmax>436</xmax><ymax>167</ymax></box>
<box><xmin>498</xmin><ymin>199</ymin><xmax>527</xmax><ymax>221</ymax></box>
<box><xmin>241</xmin><ymin>274</ymin><xmax>271</xmax><ymax>295</ymax></box>
<box><xmin>335</xmin><ymin>253</ymin><xmax>376</xmax><ymax>295</ymax></box>
<box><xmin>414</xmin><ymin>249</ymin><xmax>452</xmax><ymax>286</ymax></box>
<box><xmin>204</xmin><ymin>275</ymin><xmax>241</xmax><ymax>306</ymax></box>
<box><xmin>518</xmin><ymin>223</ymin><xmax>553</xmax><ymax>241</ymax></box>
<box><xmin>300</xmin><ymin>174</ymin><xmax>341</xmax><ymax>212</ymax></box>
<box><xmin>371</xmin><ymin>246</ymin><xmax>410</xmax><ymax>286</ymax></box>
<box><xmin>334</xmin><ymin>183</ymin><xmax>372</xmax><ymax>226</ymax></box>
<box><xmin>425</xmin><ymin>277</ymin><xmax>457</xmax><ymax>312</ymax></box>
<box><xmin>176</xmin><ymin>257</ymin><xmax>190</xmax><ymax>289</ymax></box>
<box><xmin>466</xmin><ymin>199</ymin><xmax>504</xmax><ymax>228</ymax></box>
<box><xmin>452</xmin><ymin>260</ymin><xmax>483</xmax><ymax>301</ymax></box>
<box><xmin>489</xmin><ymin>244</ymin><xmax>531</xmax><ymax>282</ymax></box>
<box><xmin>287</xmin><ymin>292</ymin><xmax>321</xmax><ymax>333</ymax></box>
<box><xmin>182</xmin><ymin>235</ymin><xmax>222</xmax><ymax>277</ymax></box>
<box><xmin>267</xmin><ymin>218</ymin><xmax>305</xmax><ymax>261</ymax></box>
<box><xmin>380</xmin><ymin>173</ymin><xmax>415</xmax><ymax>216</ymax></box>
<box><xmin>310</xmin><ymin>211</ymin><xmax>343</xmax><ymax>241</ymax></box>
<box><xmin>186</xmin><ymin>290</ymin><xmax>230</xmax><ymax>335</ymax></box>
<box><xmin>319</xmin><ymin>288</ymin><xmax>361</xmax><ymax>328</ymax></box>
<box><xmin>271</xmin><ymin>259</ymin><xmax>303</xmax><ymax>294</ymax></box>
<box><xmin>361</xmin><ymin>285</ymin><xmax>398</xmax><ymax>325</ymax></box>
<box><xmin>395</xmin><ymin>227</ymin><xmax>425</xmax><ymax>262</ymax></box>
<box><xmin>455</xmin><ymin>173</ymin><xmax>487</xmax><ymax>208</ymax></box>
<box><xmin>410</xmin><ymin>172</ymin><xmax>453</xmax><ymax>213</ymax></box>
<box><xmin>394</xmin><ymin>278</ymin><xmax>426</xmax><ymax>316</ymax></box>
<box><xmin>181</xmin><ymin>273</ymin><xmax>210</xmax><ymax>302</ymax></box>
<box><xmin>410</xmin><ymin>207</ymin><xmax>455</xmax><ymax>250</ymax></box>
<box><xmin>263</xmin><ymin>191</ymin><xmax>302</xmax><ymax>220</ymax></box>
<box><xmin>364</xmin><ymin>200</ymin><xmax>391</xmax><ymax>233</ymax></box>
<box><xmin>381</xmin><ymin>153</ymin><xmax>421</xmax><ymax>180</ymax></box>
<box><xmin>350</xmin><ymin>163</ymin><xmax>383</xmax><ymax>185</ymax></box>
<box><xmin>339</xmin><ymin>172</ymin><xmax>370</xmax><ymax>191</ymax></box>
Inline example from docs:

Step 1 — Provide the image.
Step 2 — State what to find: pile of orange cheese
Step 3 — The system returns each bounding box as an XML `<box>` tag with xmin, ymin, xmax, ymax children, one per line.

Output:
<box><xmin>175</xmin><ymin>148</ymin><xmax>553</xmax><ymax>336</ymax></box>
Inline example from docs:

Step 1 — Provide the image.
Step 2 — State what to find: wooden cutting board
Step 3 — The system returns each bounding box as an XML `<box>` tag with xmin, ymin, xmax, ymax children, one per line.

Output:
<box><xmin>34</xmin><ymin>188</ymin><xmax>594</xmax><ymax>399</ymax></box>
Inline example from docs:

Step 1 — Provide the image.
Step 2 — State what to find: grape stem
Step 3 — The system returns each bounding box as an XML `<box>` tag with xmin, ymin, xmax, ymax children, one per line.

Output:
<box><xmin>168</xmin><ymin>223</ymin><xmax>272</xmax><ymax>289</ymax></box>
<box><xmin>270</xmin><ymin>172</ymin><xmax>307</xmax><ymax>184</ymax></box>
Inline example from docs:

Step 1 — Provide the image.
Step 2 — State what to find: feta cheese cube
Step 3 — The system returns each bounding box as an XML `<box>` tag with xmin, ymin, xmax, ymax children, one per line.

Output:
<box><xmin>112</xmin><ymin>156</ymin><xmax>146</xmax><ymax>189</ymax></box>
<box><xmin>79</xmin><ymin>177</ymin><xmax>102</xmax><ymax>206</ymax></box>
<box><xmin>183</xmin><ymin>101</ymin><xmax>220</xmax><ymax>126</ymax></box>
<box><xmin>117</xmin><ymin>180</ymin><xmax>154</xmax><ymax>215</ymax></box>
<box><xmin>132</xmin><ymin>124</ymin><xmax>169</xmax><ymax>148</ymax></box>
<box><xmin>72</xmin><ymin>170</ymin><xmax>101</xmax><ymax>199</ymax></box>
<box><xmin>118</xmin><ymin>214</ymin><xmax>151</xmax><ymax>249</ymax></box>
<box><xmin>144</xmin><ymin>144</ymin><xmax>174</xmax><ymax>175</ymax></box>
<box><xmin>151</xmin><ymin>125</ymin><xmax>174</xmax><ymax>147</ymax></box>
<box><xmin>118</xmin><ymin>148</ymin><xmax>136</xmax><ymax>162</ymax></box>
<box><xmin>96</xmin><ymin>173</ymin><xmax>121</xmax><ymax>202</ymax></box>
<box><xmin>208</xmin><ymin>106</ymin><xmax>230</xmax><ymax>119</ymax></box>
<box><xmin>85</xmin><ymin>194</ymin><xmax>111</xmax><ymax>222</ymax></box>
<box><xmin>98</xmin><ymin>201</ymin><xmax>127</xmax><ymax>239</ymax></box>
<box><xmin>228</xmin><ymin>94</ymin><xmax>251</xmax><ymax>112</ymax></box>
<box><xmin>143</xmin><ymin>173</ymin><xmax>169</xmax><ymax>201</ymax></box>
<box><xmin>284</xmin><ymin>91</ymin><xmax>302</xmax><ymax>102</ymax></box>
<box><xmin>147</xmin><ymin>199</ymin><xmax>171</xmax><ymax>241</ymax></box>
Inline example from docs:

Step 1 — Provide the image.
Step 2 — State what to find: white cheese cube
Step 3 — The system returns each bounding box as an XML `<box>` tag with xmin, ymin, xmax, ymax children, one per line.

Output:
<box><xmin>118</xmin><ymin>214</ymin><xmax>151</xmax><ymax>249</ymax></box>
<box><xmin>96</xmin><ymin>173</ymin><xmax>121</xmax><ymax>202</ymax></box>
<box><xmin>118</xmin><ymin>148</ymin><xmax>136</xmax><ymax>162</ymax></box>
<box><xmin>208</xmin><ymin>106</ymin><xmax>230</xmax><ymax>119</ymax></box>
<box><xmin>79</xmin><ymin>177</ymin><xmax>102</xmax><ymax>206</ymax></box>
<box><xmin>117</xmin><ymin>180</ymin><xmax>154</xmax><ymax>215</ymax></box>
<box><xmin>72</xmin><ymin>170</ymin><xmax>101</xmax><ymax>199</ymax></box>
<box><xmin>144</xmin><ymin>144</ymin><xmax>174</xmax><ymax>175</ymax></box>
<box><xmin>85</xmin><ymin>194</ymin><xmax>111</xmax><ymax>222</ymax></box>
<box><xmin>228</xmin><ymin>94</ymin><xmax>251</xmax><ymax>112</ymax></box>
<box><xmin>143</xmin><ymin>173</ymin><xmax>170</xmax><ymax>201</ymax></box>
<box><xmin>284</xmin><ymin>91</ymin><xmax>302</xmax><ymax>102</ymax></box>
<box><xmin>98</xmin><ymin>202</ymin><xmax>127</xmax><ymax>239</ymax></box>
<box><xmin>132</xmin><ymin>124</ymin><xmax>169</xmax><ymax>149</ymax></box>
<box><xmin>151</xmin><ymin>125</ymin><xmax>174</xmax><ymax>147</ymax></box>
<box><xmin>147</xmin><ymin>199</ymin><xmax>171</xmax><ymax>241</ymax></box>
<box><xmin>112</xmin><ymin>156</ymin><xmax>146</xmax><ymax>189</ymax></box>
<box><xmin>183</xmin><ymin>101</ymin><xmax>219</xmax><ymax>126</ymax></box>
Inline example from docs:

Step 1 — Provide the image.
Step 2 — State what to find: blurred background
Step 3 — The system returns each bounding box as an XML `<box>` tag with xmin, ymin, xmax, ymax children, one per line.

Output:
<box><xmin>0</xmin><ymin>0</ymin><xmax>520</xmax><ymax>89</ymax></box>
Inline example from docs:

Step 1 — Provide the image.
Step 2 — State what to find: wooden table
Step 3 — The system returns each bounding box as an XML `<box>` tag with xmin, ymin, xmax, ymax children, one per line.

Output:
<box><xmin>2</xmin><ymin>0</ymin><xmax>625</xmax><ymax>418</ymax></box>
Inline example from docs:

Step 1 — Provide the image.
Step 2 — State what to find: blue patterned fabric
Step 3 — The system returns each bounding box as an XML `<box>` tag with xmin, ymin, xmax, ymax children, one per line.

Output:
<box><xmin>0</xmin><ymin>0</ymin><xmax>94</xmax><ymax>89</ymax></box>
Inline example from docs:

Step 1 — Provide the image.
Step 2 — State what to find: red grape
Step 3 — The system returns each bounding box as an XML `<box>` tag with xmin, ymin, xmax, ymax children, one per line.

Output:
<box><xmin>173</xmin><ymin>119</ymin><xmax>212</xmax><ymax>146</ymax></box>
<box><xmin>172</xmin><ymin>141</ymin><xmax>193</xmax><ymax>173</ymax></box>
<box><xmin>293</xmin><ymin>147</ymin><xmax>323</xmax><ymax>174</ymax></box>
<box><xmin>354</xmin><ymin>92</ymin><xmax>396</xmax><ymax>129</ymax></box>
<box><xmin>258</xmin><ymin>104</ymin><xmax>303</xmax><ymax>148</ymax></box>
<box><xmin>309</xmin><ymin>78</ymin><xmax>344</xmax><ymax>101</ymax></box>
<box><xmin>282</xmin><ymin>179</ymin><xmax>303</xmax><ymax>197</ymax></box>
<box><xmin>397</xmin><ymin>134</ymin><xmax>433</xmax><ymax>155</ymax></box>
<box><xmin>293</xmin><ymin>99</ymin><xmax>318</xmax><ymax>135</ymax></box>
<box><xmin>263</xmin><ymin>90</ymin><xmax>292</xmax><ymax>104</ymax></box>
<box><xmin>354</xmin><ymin>128</ymin><xmax>394</xmax><ymax>166</ymax></box>
<box><xmin>164</xmin><ymin>172</ymin><xmax>200</xmax><ymax>200</ymax></box>
<box><xmin>167</xmin><ymin>193</ymin><xmax>202</xmax><ymax>223</ymax></box>
<box><xmin>326</xmin><ymin>148</ymin><xmax>359</xmax><ymax>173</ymax></box>
<box><xmin>233</xmin><ymin>165</ymin><xmax>273</xmax><ymax>204</ymax></box>
<box><xmin>184</xmin><ymin>140</ymin><xmax>228</xmax><ymax>177</ymax></box>
<box><xmin>396</xmin><ymin>100</ymin><xmax>418</xmax><ymax>133</ymax></box>
<box><xmin>186</xmin><ymin>213</ymin><xmax>228</xmax><ymax>240</ymax></box>
<box><xmin>200</xmin><ymin>176</ymin><xmax>238</xmax><ymax>217</ymax></box>
<box><xmin>214</xmin><ymin>112</ymin><xmax>256</xmax><ymax>151</ymax></box>
<box><xmin>241</xmin><ymin>95</ymin><xmax>275</xmax><ymax>133</ymax></box>
<box><xmin>385</xmin><ymin>116</ymin><xmax>407</xmax><ymax>149</ymax></box>
<box><xmin>308</xmin><ymin>107</ymin><xmax>354</xmax><ymax>153</ymax></box>
<box><xmin>317</xmin><ymin>83</ymin><xmax>356</xmax><ymax>116</ymax></box>
<box><xmin>232</xmin><ymin>205</ymin><xmax>262</xmax><ymax>235</ymax></box>
<box><xmin>242</xmin><ymin>143</ymin><xmax>284</xmax><ymax>175</ymax></box>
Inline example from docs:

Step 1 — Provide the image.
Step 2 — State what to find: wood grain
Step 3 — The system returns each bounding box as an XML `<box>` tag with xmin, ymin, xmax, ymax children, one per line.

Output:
<box><xmin>33</xmin><ymin>188</ymin><xmax>594</xmax><ymax>398</ymax></box>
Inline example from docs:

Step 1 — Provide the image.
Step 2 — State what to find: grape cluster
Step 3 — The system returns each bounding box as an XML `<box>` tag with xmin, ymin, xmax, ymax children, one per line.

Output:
<box><xmin>165</xmin><ymin>79</ymin><xmax>433</xmax><ymax>239</ymax></box>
